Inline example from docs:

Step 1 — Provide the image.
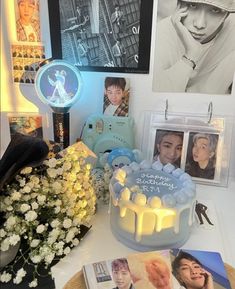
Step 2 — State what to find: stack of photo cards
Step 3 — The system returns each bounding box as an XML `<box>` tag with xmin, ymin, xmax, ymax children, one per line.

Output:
<box><xmin>82</xmin><ymin>249</ymin><xmax>232</xmax><ymax>289</ymax></box>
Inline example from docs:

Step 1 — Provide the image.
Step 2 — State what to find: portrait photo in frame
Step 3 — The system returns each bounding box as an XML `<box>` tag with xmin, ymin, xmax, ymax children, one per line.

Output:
<box><xmin>185</xmin><ymin>131</ymin><xmax>219</xmax><ymax>182</ymax></box>
<box><xmin>152</xmin><ymin>129</ymin><xmax>184</xmax><ymax>168</ymax></box>
<box><xmin>48</xmin><ymin>0</ymin><xmax>154</xmax><ymax>73</ymax></box>
<box><xmin>142</xmin><ymin>111</ymin><xmax>233</xmax><ymax>187</ymax></box>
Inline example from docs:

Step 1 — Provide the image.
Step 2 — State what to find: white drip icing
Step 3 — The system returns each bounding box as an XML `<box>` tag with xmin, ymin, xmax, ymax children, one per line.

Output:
<box><xmin>110</xmin><ymin>164</ymin><xmax>196</xmax><ymax>242</ymax></box>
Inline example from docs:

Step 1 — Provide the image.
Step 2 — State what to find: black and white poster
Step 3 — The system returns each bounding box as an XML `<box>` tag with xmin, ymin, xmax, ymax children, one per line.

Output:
<box><xmin>152</xmin><ymin>0</ymin><xmax>235</xmax><ymax>94</ymax></box>
<box><xmin>48</xmin><ymin>0</ymin><xmax>153</xmax><ymax>73</ymax></box>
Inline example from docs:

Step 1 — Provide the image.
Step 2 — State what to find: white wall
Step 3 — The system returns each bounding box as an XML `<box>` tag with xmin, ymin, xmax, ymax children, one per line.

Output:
<box><xmin>1</xmin><ymin>0</ymin><xmax>235</xmax><ymax>179</ymax></box>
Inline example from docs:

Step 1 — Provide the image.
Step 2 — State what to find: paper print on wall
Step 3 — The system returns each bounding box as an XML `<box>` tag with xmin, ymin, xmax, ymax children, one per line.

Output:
<box><xmin>11</xmin><ymin>43</ymin><xmax>45</xmax><ymax>84</ymax></box>
<box><xmin>103</xmin><ymin>77</ymin><xmax>130</xmax><ymax>117</ymax></box>
<box><xmin>8</xmin><ymin>113</ymin><xmax>43</xmax><ymax>138</ymax></box>
<box><xmin>15</xmin><ymin>0</ymin><xmax>41</xmax><ymax>42</ymax></box>
<box><xmin>152</xmin><ymin>0</ymin><xmax>235</xmax><ymax>94</ymax></box>
<box><xmin>48</xmin><ymin>0</ymin><xmax>153</xmax><ymax>73</ymax></box>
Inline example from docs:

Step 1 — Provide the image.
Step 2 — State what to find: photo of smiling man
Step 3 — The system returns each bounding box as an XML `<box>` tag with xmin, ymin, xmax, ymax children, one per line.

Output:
<box><xmin>185</xmin><ymin>132</ymin><xmax>219</xmax><ymax>180</ymax></box>
<box><xmin>171</xmin><ymin>249</ymin><xmax>231</xmax><ymax>289</ymax></box>
<box><xmin>103</xmin><ymin>77</ymin><xmax>130</xmax><ymax>117</ymax></box>
<box><xmin>153</xmin><ymin>0</ymin><xmax>235</xmax><ymax>94</ymax></box>
<box><xmin>111</xmin><ymin>258</ymin><xmax>134</xmax><ymax>289</ymax></box>
<box><xmin>153</xmin><ymin>129</ymin><xmax>184</xmax><ymax>168</ymax></box>
<box><xmin>15</xmin><ymin>0</ymin><xmax>41</xmax><ymax>42</ymax></box>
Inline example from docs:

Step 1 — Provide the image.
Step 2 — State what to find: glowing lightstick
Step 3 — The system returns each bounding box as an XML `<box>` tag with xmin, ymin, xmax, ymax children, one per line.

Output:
<box><xmin>35</xmin><ymin>60</ymin><xmax>83</xmax><ymax>148</ymax></box>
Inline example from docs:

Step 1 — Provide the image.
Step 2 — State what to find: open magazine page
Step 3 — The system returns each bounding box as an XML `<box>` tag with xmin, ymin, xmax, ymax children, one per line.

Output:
<box><xmin>83</xmin><ymin>250</ymin><xmax>173</xmax><ymax>289</ymax></box>
<box><xmin>127</xmin><ymin>250</ymin><xmax>173</xmax><ymax>289</ymax></box>
<box><xmin>83</xmin><ymin>248</ymin><xmax>232</xmax><ymax>289</ymax></box>
<box><xmin>170</xmin><ymin>249</ymin><xmax>231</xmax><ymax>289</ymax></box>
<box><xmin>83</xmin><ymin>259</ymin><xmax>120</xmax><ymax>289</ymax></box>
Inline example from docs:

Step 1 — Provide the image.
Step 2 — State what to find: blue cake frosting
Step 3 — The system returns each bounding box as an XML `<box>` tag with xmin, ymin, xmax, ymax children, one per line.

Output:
<box><xmin>109</xmin><ymin>160</ymin><xmax>197</xmax><ymax>250</ymax></box>
<box><xmin>112</xmin><ymin>161</ymin><xmax>196</xmax><ymax>207</ymax></box>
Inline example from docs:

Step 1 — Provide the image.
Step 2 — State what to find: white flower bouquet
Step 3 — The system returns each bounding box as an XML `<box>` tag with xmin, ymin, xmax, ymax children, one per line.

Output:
<box><xmin>0</xmin><ymin>144</ymin><xmax>96</xmax><ymax>287</ymax></box>
<box><xmin>91</xmin><ymin>164</ymin><xmax>113</xmax><ymax>204</ymax></box>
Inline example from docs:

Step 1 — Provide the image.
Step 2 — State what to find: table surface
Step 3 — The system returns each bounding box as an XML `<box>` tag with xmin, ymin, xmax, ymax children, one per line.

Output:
<box><xmin>52</xmin><ymin>180</ymin><xmax>235</xmax><ymax>289</ymax></box>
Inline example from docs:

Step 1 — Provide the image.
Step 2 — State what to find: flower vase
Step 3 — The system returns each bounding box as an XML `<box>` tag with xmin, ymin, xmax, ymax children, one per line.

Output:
<box><xmin>0</xmin><ymin>241</ymin><xmax>20</xmax><ymax>268</ymax></box>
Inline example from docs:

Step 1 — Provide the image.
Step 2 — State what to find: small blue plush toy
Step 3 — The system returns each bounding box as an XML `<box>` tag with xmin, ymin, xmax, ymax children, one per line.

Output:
<box><xmin>100</xmin><ymin>147</ymin><xmax>143</xmax><ymax>169</ymax></box>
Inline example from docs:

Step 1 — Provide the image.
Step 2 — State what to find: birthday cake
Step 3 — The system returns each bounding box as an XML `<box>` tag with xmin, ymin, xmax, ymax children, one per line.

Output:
<box><xmin>109</xmin><ymin>160</ymin><xmax>196</xmax><ymax>250</ymax></box>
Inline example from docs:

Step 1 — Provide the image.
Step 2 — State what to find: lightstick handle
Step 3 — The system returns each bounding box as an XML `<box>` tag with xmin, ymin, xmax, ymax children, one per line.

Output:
<box><xmin>52</xmin><ymin>112</ymin><xmax>70</xmax><ymax>149</ymax></box>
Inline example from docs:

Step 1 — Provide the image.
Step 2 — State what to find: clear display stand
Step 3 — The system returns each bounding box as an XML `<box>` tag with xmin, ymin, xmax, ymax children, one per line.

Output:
<box><xmin>142</xmin><ymin>102</ymin><xmax>233</xmax><ymax>187</ymax></box>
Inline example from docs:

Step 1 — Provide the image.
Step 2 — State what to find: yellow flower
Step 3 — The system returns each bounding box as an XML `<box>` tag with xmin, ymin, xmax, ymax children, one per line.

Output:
<box><xmin>20</xmin><ymin>167</ymin><xmax>32</xmax><ymax>174</ymax></box>
<box><xmin>67</xmin><ymin>146</ymin><xmax>75</xmax><ymax>154</ymax></box>
<box><xmin>74</xmin><ymin>183</ymin><xmax>82</xmax><ymax>191</ymax></box>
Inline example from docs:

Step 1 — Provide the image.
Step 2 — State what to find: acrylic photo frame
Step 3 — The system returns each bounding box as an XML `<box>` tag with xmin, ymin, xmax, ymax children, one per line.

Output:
<box><xmin>142</xmin><ymin>111</ymin><xmax>233</xmax><ymax>187</ymax></box>
<box><xmin>47</xmin><ymin>0</ymin><xmax>153</xmax><ymax>73</ymax></box>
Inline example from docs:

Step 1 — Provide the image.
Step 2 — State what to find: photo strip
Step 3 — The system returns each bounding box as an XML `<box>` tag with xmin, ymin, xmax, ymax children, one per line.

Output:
<box><xmin>11</xmin><ymin>43</ymin><xmax>45</xmax><ymax>84</ymax></box>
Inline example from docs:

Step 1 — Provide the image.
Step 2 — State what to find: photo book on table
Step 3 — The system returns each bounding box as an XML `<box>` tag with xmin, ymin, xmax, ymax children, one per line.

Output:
<box><xmin>82</xmin><ymin>249</ymin><xmax>231</xmax><ymax>289</ymax></box>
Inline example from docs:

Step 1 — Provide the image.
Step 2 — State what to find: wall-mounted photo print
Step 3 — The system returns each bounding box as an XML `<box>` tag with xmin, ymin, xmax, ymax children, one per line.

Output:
<box><xmin>153</xmin><ymin>129</ymin><xmax>184</xmax><ymax>168</ymax></box>
<box><xmin>152</xmin><ymin>0</ymin><xmax>235</xmax><ymax>94</ymax></box>
<box><xmin>11</xmin><ymin>43</ymin><xmax>45</xmax><ymax>84</ymax></box>
<box><xmin>103</xmin><ymin>77</ymin><xmax>130</xmax><ymax>117</ymax></box>
<box><xmin>8</xmin><ymin>113</ymin><xmax>43</xmax><ymax>138</ymax></box>
<box><xmin>48</xmin><ymin>0</ymin><xmax>153</xmax><ymax>73</ymax></box>
<box><xmin>185</xmin><ymin>132</ymin><xmax>219</xmax><ymax>180</ymax></box>
<box><xmin>15</xmin><ymin>0</ymin><xmax>41</xmax><ymax>42</ymax></box>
